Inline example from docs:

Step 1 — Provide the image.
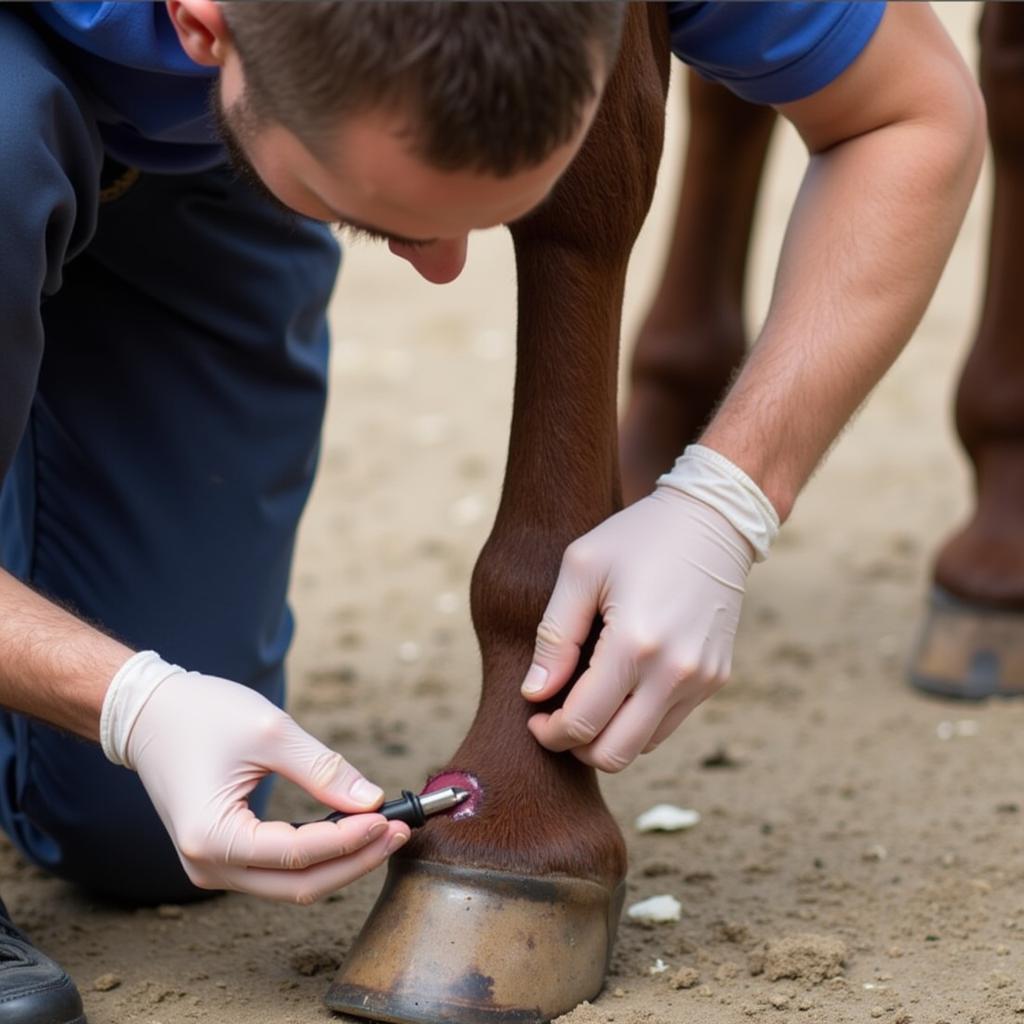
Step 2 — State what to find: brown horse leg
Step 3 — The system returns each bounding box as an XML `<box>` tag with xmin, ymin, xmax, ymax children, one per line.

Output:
<box><xmin>326</xmin><ymin>8</ymin><xmax>669</xmax><ymax>1024</ymax></box>
<box><xmin>619</xmin><ymin>72</ymin><xmax>775</xmax><ymax>503</ymax></box>
<box><xmin>911</xmin><ymin>6</ymin><xmax>1024</xmax><ymax>699</ymax></box>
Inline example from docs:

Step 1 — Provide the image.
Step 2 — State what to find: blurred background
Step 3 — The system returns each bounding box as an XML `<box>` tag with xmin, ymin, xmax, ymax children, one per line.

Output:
<box><xmin>16</xmin><ymin>5</ymin><xmax>1022</xmax><ymax>1023</ymax></box>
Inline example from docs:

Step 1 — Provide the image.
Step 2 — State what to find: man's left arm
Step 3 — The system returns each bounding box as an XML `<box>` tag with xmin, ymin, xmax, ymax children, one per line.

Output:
<box><xmin>701</xmin><ymin>3</ymin><xmax>985</xmax><ymax>519</ymax></box>
<box><xmin>521</xmin><ymin>4</ymin><xmax>984</xmax><ymax>772</ymax></box>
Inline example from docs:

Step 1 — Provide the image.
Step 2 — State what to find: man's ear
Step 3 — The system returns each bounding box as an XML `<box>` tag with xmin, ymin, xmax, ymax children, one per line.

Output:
<box><xmin>166</xmin><ymin>0</ymin><xmax>231</xmax><ymax>67</ymax></box>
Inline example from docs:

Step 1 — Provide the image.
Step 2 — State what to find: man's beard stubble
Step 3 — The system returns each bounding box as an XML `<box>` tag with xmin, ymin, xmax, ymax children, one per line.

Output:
<box><xmin>209</xmin><ymin>85</ymin><xmax>300</xmax><ymax>223</ymax></box>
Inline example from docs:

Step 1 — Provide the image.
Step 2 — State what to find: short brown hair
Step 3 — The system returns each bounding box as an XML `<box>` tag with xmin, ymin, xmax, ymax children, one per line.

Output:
<box><xmin>221</xmin><ymin>2</ymin><xmax>625</xmax><ymax>177</ymax></box>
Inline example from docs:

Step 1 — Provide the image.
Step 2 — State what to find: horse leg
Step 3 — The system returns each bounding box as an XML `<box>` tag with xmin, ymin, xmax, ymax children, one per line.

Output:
<box><xmin>326</xmin><ymin>7</ymin><xmax>670</xmax><ymax>1023</ymax></box>
<box><xmin>910</xmin><ymin>6</ymin><xmax>1024</xmax><ymax>698</ymax></box>
<box><xmin>619</xmin><ymin>72</ymin><xmax>776</xmax><ymax>503</ymax></box>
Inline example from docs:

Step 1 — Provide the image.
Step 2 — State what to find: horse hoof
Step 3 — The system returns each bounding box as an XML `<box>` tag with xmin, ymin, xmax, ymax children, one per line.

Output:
<box><xmin>908</xmin><ymin>587</ymin><xmax>1024</xmax><ymax>699</ymax></box>
<box><xmin>324</xmin><ymin>858</ymin><xmax>625</xmax><ymax>1024</ymax></box>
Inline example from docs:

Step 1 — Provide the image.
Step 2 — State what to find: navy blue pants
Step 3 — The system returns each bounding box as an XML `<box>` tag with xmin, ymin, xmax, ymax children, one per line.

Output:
<box><xmin>0</xmin><ymin>10</ymin><xmax>341</xmax><ymax>903</ymax></box>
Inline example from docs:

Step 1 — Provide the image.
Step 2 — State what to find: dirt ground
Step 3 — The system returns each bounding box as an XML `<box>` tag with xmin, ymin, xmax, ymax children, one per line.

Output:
<box><xmin>6</xmin><ymin>5</ymin><xmax>1022</xmax><ymax>1023</ymax></box>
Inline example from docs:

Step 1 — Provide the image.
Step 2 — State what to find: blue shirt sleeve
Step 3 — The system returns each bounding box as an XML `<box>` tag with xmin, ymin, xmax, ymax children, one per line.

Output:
<box><xmin>667</xmin><ymin>2</ymin><xmax>886</xmax><ymax>106</ymax></box>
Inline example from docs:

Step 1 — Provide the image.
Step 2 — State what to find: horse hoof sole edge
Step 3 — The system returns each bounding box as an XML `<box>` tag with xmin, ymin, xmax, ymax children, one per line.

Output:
<box><xmin>908</xmin><ymin>586</ymin><xmax>1024</xmax><ymax>699</ymax></box>
<box><xmin>325</xmin><ymin>858</ymin><xmax>625</xmax><ymax>1024</ymax></box>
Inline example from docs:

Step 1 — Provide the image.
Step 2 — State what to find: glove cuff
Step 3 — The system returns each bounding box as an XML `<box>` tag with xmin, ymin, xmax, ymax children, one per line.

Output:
<box><xmin>100</xmin><ymin>650</ymin><xmax>184</xmax><ymax>767</ymax></box>
<box><xmin>656</xmin><ymin>444</ymin><xmax>780</xmax><ymax>562</ymax></box>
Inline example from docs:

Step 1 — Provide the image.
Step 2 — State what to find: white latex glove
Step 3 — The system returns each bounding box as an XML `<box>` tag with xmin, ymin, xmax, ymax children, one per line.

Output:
<box><xmin>521</xmin><ymin>444</ymin><xmax>778</xmax><ymax>772</ymax></box>
<box><xmin>101</xmin><ymin>653</ymin><xmax>409</xmax><ymax>903</ymax></box>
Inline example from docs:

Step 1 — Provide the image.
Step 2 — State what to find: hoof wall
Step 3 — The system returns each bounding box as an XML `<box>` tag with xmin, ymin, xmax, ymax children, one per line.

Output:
<box><xmin>908</xmin><ymin>587</ymin><xmax>1024</xmax><ymax>699</ymax></box>
<box><xmin>325</xmin><ymin>859</ymin><xmax>624</xmax><ymax>1024</ymax></box>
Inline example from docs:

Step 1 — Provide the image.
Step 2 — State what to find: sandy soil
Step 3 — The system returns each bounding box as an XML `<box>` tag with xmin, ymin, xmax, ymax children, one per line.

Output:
<box><xmin>7</xmin><ymin>5</ymin><xmax>1023</xmax><ymax>1023</ymax></box>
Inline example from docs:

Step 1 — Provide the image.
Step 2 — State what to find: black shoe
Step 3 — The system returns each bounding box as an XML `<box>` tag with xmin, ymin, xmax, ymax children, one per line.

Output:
<box><xmin>0</xmin><ymin>900</ymin><xmax>85</xmax><ymax>1024</ymax></box>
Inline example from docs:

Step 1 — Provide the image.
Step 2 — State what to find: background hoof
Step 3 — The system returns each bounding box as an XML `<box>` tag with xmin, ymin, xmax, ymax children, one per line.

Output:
<box><xmin>908</xmin><ymin>587</ymin><xmax>1024</xmax><ymax>699</ymax></box>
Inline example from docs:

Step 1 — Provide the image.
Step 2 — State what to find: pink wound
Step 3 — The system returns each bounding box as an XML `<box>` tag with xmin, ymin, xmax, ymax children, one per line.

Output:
<box><xmin>422</xmin><ymin>770</ymin><xmax>482</xmax><ymax>820</ymax></box>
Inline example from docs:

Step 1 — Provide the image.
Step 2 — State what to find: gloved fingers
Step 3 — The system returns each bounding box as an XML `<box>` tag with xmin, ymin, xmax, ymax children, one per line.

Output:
<box><xmin>526</xmin><ymin>635</ymin><xmax>639</xmax><ymax>752</ymax></box>
<box><xmin>567</xmin><ymin>687</ymin><xmax>670</xmax><ymax>774</ymax></box>
<box><xmin>640</xmin><ymin>699</ymin><xmax>700</xmax><ymax>754</ymax></box>
<box><xmin>208</xmin><ymin>811</ymin><xmax>389</xmax><ymax>871</ymax></box>
<box><xmin>571</xmin><ymin>653</ymin><xmax>716</xmax><ymax>772</ymax></box>
<box><xmin>521</xmin><ymin>540</ymin><xmax>604</xmax><ymax>702</ymax></box>
<box><xmin>264</xmin><ymin>716</ymin><xmax>385</xmax><ymax>813</ymax></box>
<box><xmin>208</xmin><ymin>822</ymin><xmax>410</xmax><ymax>904</ymax></box>
<box><xmin>639</xmin><ymin>654</ymin><xmax>730</xmax><ymax>753</ymax></box>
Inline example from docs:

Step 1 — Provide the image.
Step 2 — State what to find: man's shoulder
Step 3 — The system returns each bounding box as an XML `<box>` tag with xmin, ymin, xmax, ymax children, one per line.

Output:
<box><xmin>29</xmin><ymin>2</ymin><xmax>211</xmax><ymax>77</ymax></box>
<box><xmin>666</xmin><ymin>1</ymin><xmax>886</xmax><ymax>106</ymax></box>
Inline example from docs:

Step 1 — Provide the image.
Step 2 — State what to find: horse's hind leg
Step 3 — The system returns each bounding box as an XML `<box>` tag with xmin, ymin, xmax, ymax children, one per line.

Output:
<box><xmin>911</xmin><ymin>6</ymin><xmax>1024</xmax><ymax>700</ymax></box>
<box><xmin>620</xmin><ymin>71</ymin><xmax>776</xmax><ymax>503</ymax></box>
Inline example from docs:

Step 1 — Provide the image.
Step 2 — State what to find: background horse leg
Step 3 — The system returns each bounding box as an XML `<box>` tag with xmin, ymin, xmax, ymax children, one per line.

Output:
<box><xmin>619</xmin><ymin>72</ymin><xmax>776</xmax><ymax>503</ymax></box>
<box><xmin>911</xmin><ymin>7</ymin><xmax>1024</xmax><ymax>699</ymax></box>
<box><xmin>327</xmin><ymin>7</ymin><xmax>670</xmax><ymax>1023</ymax></box>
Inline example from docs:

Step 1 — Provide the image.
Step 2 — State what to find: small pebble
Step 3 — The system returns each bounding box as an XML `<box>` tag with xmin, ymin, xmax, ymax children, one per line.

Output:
<box><xmin>700</xmin><ymin>746</ymin><xmax>742</xmax><ymax>770</ymax></box>
<box><xmin>862</xmin><ymin>844</ymin><xmax>887</xmax><ymax>863</ymax></box>
<box><xmin>156</xmin><ymin>904</ymin><xmax>183</xmax><ymax>919</ymax></box>
<box><xmin>93</xmin><ymin>973</ymin><xmax>121</xmax><ymax>992</ymax></box>
<box><xmin>640</xmin><ymin>859</ymin><xmax>679</xmax><ymax>878</ymax></box>
<box><xmin>768</xmin><ymin>993</ymin><xmax>789</xmax><ymax>1009</ymax></box>
<box><xmin>870</xmin><ymin>1008</ymin><xmax>885</xmax><ymax>1019</ymax></box>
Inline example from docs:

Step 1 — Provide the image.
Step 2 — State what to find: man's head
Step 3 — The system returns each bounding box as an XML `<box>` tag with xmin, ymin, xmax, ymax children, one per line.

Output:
<box><xmin>168</xmin><ymin>1</ymin><xmax>624</xmax><ymax>282</ymax></box>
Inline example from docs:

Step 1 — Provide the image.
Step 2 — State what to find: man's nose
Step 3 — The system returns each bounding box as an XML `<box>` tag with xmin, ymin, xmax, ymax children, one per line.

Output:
<box><xmin>389</xmin><ymin>237</ymin><xmax>468</xmax><ymax>284</ymax></box>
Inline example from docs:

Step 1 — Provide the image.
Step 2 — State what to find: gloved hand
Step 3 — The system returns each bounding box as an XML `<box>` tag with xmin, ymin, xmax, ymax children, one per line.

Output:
<box><xmin>101</xmin><ymin>653</ymin><xmax>409</xmax><ymax>903</ymax></box>
<box><xmin>521</xmin><ymin>444</ymin><xmax>778</xmax><ymax>772</ymax></box>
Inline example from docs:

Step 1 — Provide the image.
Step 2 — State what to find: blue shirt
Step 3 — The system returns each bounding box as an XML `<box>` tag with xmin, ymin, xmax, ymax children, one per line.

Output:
<box><xmin>28</xmin><ymin>1</ymin><xmax>885</xmax><ymax>174</ymax></box>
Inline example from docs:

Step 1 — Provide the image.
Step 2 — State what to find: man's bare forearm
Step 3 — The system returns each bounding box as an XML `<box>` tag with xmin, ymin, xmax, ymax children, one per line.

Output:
<box><xmin>701</xmin><ymin>6</ymin><xmax>985</xmax><ymax>521</ymax></box>
<box><xmin>0</xmin><ymin>568</ymin><xmax>132</xmax><ymax>740</ymax></box>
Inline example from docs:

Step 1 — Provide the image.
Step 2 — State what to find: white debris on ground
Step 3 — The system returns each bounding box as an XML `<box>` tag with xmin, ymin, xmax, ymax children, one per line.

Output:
<box><xmin>634</xmin><ymin>804</ymin><xmax>701</xmax><ymax>833</ymax></box>
<box><xmin>409</xmin><ymin>413</ymin><xmax>450</xmax><ymax>447</ymax></box>
<box><xmin>397</xmin><ymin>641</ymin><xmax>421</xmax><ymax>663</ymax></box>
<box><xmin>936</xmin><ymin>719</ymin><xmax>979</xmax><ymax>741</ymax></box>
<box><xmin>627</xmin><ymin>895</ymin><xmax>682</xmax><ymax>924</ymax></box>
<box><xmin>471</xmin><ymin>328</ymin><xmax>509</xmax><ymax>361</ymax></box>
<box><xmin>449</xmin><ymin>494</ymin><xmax>486</xmax><ymax>526</ymax></box>
<box><xmin>433</xmin><ymin>591</ymin><xmax>460</xmax><ymax>614</ymax></box>
<box><xmin>649</xmin><ymin>959</ymin><xmax>670</xmax><ymax>975</ymax></box>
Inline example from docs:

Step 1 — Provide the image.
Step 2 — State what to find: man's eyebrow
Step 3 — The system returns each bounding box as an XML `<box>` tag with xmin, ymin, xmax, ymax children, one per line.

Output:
<box><xmin>330</xmin><ymin>210</ymin><xmax>438</xmax><ymax>248</ymax></box>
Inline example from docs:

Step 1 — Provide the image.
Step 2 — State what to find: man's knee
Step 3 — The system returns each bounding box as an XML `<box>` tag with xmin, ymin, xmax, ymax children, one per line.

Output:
<box><xmin>10</xmin><ymin>740</ymin><xmax>275</xmax><ymax>906</ymax></box>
